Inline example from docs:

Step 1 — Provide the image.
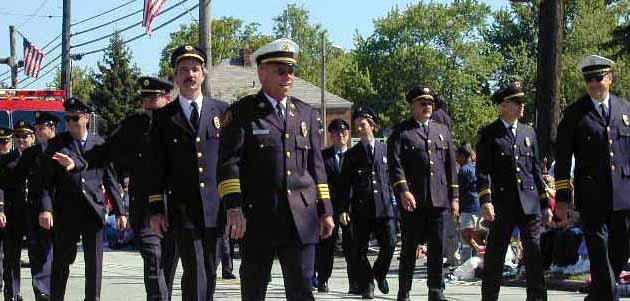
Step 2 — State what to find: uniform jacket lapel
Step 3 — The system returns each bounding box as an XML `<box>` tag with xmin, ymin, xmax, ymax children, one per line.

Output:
<box><xmin>197</xmin><ymin>97</ymin><xmax>213</xmax><ymax>140</ymax></box>
<box><xmin>286</xmin><ymin>97</ymin><xmax>298</xmax><ymax>136</ymax></box>
<box><xmin>256</xmin><ymin>91</ymin><xmax>285</xmax><ymax>132</ymax></box>
<box><xmin>585</xmin><ymin>98</ymin><xmax>607</xmax><ymax>127</ymax></box>
<box><xmin>169</xmin><ymin>97</ymin><xmax>195</xmax><ymax>136</ymax></box>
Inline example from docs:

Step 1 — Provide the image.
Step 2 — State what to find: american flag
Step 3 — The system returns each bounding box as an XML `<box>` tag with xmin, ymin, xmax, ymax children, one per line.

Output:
<box><xmin>23</xmin><ymin>38</ymin><xmax>45</xmax><ymax>78</ymax></box>
<box><xmin>142</xmin><ymin>0</ymin><xmax>168</xmax><ymax>35</ymax></box>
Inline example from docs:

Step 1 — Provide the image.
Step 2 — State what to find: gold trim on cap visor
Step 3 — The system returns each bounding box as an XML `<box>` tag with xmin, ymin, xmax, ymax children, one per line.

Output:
<box><xmin>176</xmin><ymin>53</ymin><xmax>205</xmax><ymax>64</ymax></box>
<box><xmin>504</xmin><ymin>92</ymin><xmax>525</xmax><ymax>100</ymax></box>
<box><xmin>582</xmin><ymin>68</ymin><xmax>611</xmax><ymax>76</ymax></box>
<box><xmin>259</xmin><ymin>57</ymin><xmax>297</xmax><ymax>65</ymax></box>
<box><xmin>411</xmin><ymin>95</ymin><xmax>434</xmax><ymax>102</ymax></box>
<box><xmin>139</xmin><ymin>89</ymin><xmax>166</xmax><ymax>94</ymax></box>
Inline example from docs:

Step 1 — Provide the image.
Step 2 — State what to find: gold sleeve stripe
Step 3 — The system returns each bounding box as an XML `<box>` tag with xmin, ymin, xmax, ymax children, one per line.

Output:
<box><xmin>148</xmin><ymin>195</ymin><xmax>163</xmax><ymax>203</ymax></box>
<box><xmin>392</xmin><ymin>180</ymin><xmax>407</xmax><ymax>188</ymax></box>
<box><xmin>450</xmin><ymin>184</ymin><xmax>459</xmax><ymax>188</ymax></box>
<box><xmin>479</xmin><ymin>189</ymin><xmax>492</xmax><ymax>197</ymax></box>
<box><xmin>555</xmin><ymin>183</ymin><xmax>571</xmax><ymax>190</ymax></box>
<box><xmin>555</xmin><ymin>179</ymin><xmax>570</xmax><ymax>185</ymax></box>
<box><xmin>218</xmin><ymin>179</ymin><xmax>242</xmax><ymax>198</ymax></box>
<box><xmin>317</xmin><ymin>184</ymin><xmax>331</xmax><ymax>199</ymax></box>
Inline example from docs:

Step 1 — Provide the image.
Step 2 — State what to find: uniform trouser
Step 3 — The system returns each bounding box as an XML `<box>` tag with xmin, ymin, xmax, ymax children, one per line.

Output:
<box><xmin>442</xmin><ymin>210</ymin><xmax>460</xmax><ymax>265</ymax></box>
<box><xmin>175</xmin><ymin>226</ymin><xmax>217</xmax><ymax>301</ymax></box>
<box><xmin>50</xmin><ymin>217</ymin><xmax>104</xmax><ymax>301</ymax></box>
<box><xmin>581</xmin><ymin>210</ymin><xmax>630</xmax><ymax>301</ymax></box>
<box><xmin>481</xmin><ymin>205</ymin><xmax>546</xmax><ymax>301</ymax></box>
<box><xmin>353</xmin><ymin>217</ymin><xmax>396</xmax><ymax>291</ymax></box>
<box><xmin>240</xmin><ymin>236</ymin><xmax>315</xmax><ymax>301</ymax></box>
<box><xmin>215</xmin><ymin>236</ymin><xmax>233</xmax><ymax>276</ymax></box>
<box><xmin>315</xmin><ymin>214</ymin><xmax>338</xmax><ymax>285</ymax></box>
<box><xmin>134</xmin><ymin>225</ymin><xmax>180</xmax><ymax>301</ymax></box>
<box><xmin>398</xmin><ymin>207</ymin><xmax>445</xmax><ymax>297</ymax></box>
<box><xmin>3</xmin><ymin>208</ymin><xmax>53</xmax><ymax>300</ymax></box>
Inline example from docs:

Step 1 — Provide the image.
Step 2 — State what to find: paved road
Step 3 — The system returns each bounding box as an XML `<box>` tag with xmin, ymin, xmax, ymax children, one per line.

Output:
<box><xmin>9</xmin><ymin>249</ymin><xmax>601</xmax><ymax>300</ymax></box>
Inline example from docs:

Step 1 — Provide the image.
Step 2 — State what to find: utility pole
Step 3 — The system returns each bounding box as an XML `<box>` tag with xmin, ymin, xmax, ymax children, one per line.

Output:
<box><xmin>61</xmin><ymin>0</ymin><xmax>72</xmax><ymax>98</ymax></box>
<box><xmin>199</xmin><ymin>0</ymin><xmax>211</xmax><ymax>96</ymax></box>
<box><xmin>535</xmin><ymin>0</ymin><xmax>563</xmax><ymax>161</ymax></box>
<box><xmin>320</xmin><ymin>32</ymin><xmax>327</xmax><ymax>146</ymax></box>
<box><xmin>0</xmin><ymin>26</ymin><xmax>18</xmax><ymax>88</ymax></box>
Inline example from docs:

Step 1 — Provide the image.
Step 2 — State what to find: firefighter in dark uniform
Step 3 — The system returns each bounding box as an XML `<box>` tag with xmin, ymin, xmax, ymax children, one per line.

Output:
<box><xmin>476</xmin><ymin>82</ymin><xmax>551</xmax><ymax>301</ymax></box>
<box><xmin>41</xmin><ymin>97</ymin><xmax>127</xmax><ymax>301</ymax></box>
<box><xmin>555</xmin><ymin>55</ymin><xmax>630</xmax><ymax>301</ymax></box>
<box><xmin>0</xmin><ymin>127</ymin><xmax>11</xmax><ymax>295</ymax></box>
<box><xmin>2</xmin><ymin>120</ymin><xmax>36</xmax><ymax>301</ymax></box>
<box><xmin>316</xmin><ymin>119</ymin><xmax>359</xmax><ymax>294</ymax></box>
<box><xmin>52</xmin><ymin>77</ymin><xmax>181</xmax><ymax>300</ymax></box>
<box><xmin>337</xmin><ymin>106</ymin><xmax>395</xmax><ymax>299</ymax></box>
<box><xmin>388</xmin><ymin>85</ymin><xmax>458</xmax><ymax>301</ymax></box>
<box><xmin>2</xmin><ymin>115</ymin><xmax>57</xmax><ymax>301</ymax></box>
<box><xmin>147</xmin><ymin>45</ymin><xmax>228</xmax><ymax>301</ymax></box>
<box><xmin>217</xmin><ymin>38</ymin><xmax>334</xmax><ymax>301</ymax></box>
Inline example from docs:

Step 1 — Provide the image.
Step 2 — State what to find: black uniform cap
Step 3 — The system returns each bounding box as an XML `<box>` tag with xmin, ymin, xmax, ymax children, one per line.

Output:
<box><xmin>63</xmin><ymin>97</ymin><xmax>93</xmax><ymax>113</ymax></box>
<box><xmin>327</xmin><ymin>119</ymin><xmax>349</xmax><ymax>133</ymax></box>
<box><xmin>138</xmin><ymin>76</ymin><xmax>174</xmax><ymax>97</ymax></box>
<box><xmin>170</xmin><ymin>45</ymin><xmax>207</xmax><ymax>68</ymax></box>
<box><xmin>492</xmin><ymin>82</ymin><xmax>525</xmax><ymax>105</ymax></box>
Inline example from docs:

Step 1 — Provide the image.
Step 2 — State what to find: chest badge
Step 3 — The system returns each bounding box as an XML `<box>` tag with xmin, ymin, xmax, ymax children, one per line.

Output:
<box><xmin>525</xmin><ymin>137</ymin><xmax>531</xmax><ymax>147</ymax></box>
<box><xmin>258</xmin><ymin>102</ymin><xmax>266</xmax><ymax>109</ymax></box>
<box><xmin>301</xmin><ymin>121</ymin><xmax>308</xmax><ymax>137</ymax></box>
<box><xmin>213</xmin><ymin>116</ymin><xmax>221</xmax><ymax>129</ymax></box>
<box><xmin>439</xmin><ymin>134</ymin><xmax>444</xmax><ymax>141</ymax></box>
<box><xmin>623</xmin><ymin>114</ymin><xmax>629</xmax><ymax>126</ymax></box>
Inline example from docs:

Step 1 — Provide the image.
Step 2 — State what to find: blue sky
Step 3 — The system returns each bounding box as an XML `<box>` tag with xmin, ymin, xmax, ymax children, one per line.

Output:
<box><xmin>0</xmin><ymin>0</ymin><xmax>507</xmax><ymax>89</ymax></box>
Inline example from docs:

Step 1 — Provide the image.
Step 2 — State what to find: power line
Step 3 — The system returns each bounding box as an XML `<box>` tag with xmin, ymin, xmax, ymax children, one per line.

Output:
<box><xmin>72</xmin><ymin>8</ymin><xmax>144</xmax><ymax>37</ymax></box>
<box><xmin>77</xmin><ymin>2</ymin><xmax>200</xmax><ymax>58</ymax></box>
<box><xmin>70</xmin><ymin>0</ymin><xmax>191</xmax><ymax>49</ymax></box>
<box><xmin>0</xmin><ymin>11</ymin><xmax>61</xmax><ymax>18</ymax></box>
<box><xmin>71</xmin><ymin>0</ymin><xmax>137</xmax><ymax>27</ymax></box>
<box><xmin>17</xmin><ymin>0</ymin><xmax>51</xmax><ymax>29</ymax></box>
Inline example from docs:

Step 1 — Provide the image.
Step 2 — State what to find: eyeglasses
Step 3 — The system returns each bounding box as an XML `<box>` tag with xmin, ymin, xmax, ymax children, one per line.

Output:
<box><xmin>584</xmin><ymin>74</ymin><xmax>606</xmax><ymax>83</ymax></box>
<box><xmin>64</xmin><ymin>115</ymin><xmax>81</xmax><ymax>122</ymax></box>
<box><xmin>274</xmin><ymin>65</ymin><xmax>295</xmax><ymax>76</ymax></box>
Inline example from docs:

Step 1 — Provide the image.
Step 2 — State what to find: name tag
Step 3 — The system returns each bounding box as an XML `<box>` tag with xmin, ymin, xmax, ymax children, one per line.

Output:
<box><xmin>253</xmin><ymin>129</ymin><xmax>270</xmax><ymax>135</ymax></box>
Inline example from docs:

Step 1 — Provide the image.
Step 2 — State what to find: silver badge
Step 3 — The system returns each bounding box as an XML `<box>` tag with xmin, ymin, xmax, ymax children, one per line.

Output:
<box><xmin>623</xmin><ymin>114</ymin><xmax>629</xmax><ymax>126</ymax></box>
<box><xmin>525</xmin><ymin>137</ymin><xmax>531</xmax><ymax>147</ymax></box>
<box><xmin>301</xmin><ymin>121</ymin><xmax>308</xmax><ymax>137</ymax></box>
<box><xmin>439</xmin><ymin>134</ymin><xmax>444</xmax><ymax>141</ymax></box>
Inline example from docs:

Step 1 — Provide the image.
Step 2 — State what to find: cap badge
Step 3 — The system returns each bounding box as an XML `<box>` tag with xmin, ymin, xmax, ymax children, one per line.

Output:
<box><xmin>144</xmin><ymin>79</ymin><xmax>150</xmax><ymax>87</ymax></box>
<box><xmin>185</xmin><ymin>45</ymin><xmax>193</xmax><ymax>51</ymax></box>
<box><xmin>282</xmin><ymin>41</ymin><xmax>291</xmax><ymax>52</ymax></box>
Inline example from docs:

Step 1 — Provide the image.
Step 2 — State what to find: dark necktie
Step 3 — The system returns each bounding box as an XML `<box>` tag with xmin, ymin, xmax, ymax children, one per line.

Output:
<box><xmin>367</xmin><ymin>144</ymin><xmax>374</xmax><ymax>163</ymax></box>
<box><xmin>422</xmin><ymin>123</ymin><xmax>428</xmax><ymax>135</ymax></box>
<box><xmin>600</xmin><ymin>103</ymin><xmax>609</xmax><ymax>122</ymax></box>
<box><xmin>190</xmin><ymin>102</ymin><xmax>199</xmax><ymax>130</ymax></box>
<box><xmin>335</xmin><ymin>151</ymin><xmax>343</xmax><ymax>170</ymax></box>
<box><xmin>276</xmin><ymin>102</ymin><xmax>285</xmax><ymax>121</ymax></box>
<box><xmin>508</xmin><ymin>125</ymin><xmax>516</xmax><ymax>141</ymax></box>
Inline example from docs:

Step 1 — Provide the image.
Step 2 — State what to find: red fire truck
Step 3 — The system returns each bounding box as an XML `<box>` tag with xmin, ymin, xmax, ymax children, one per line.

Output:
<box><xmin>0</xmin><ymin>89</ymin><xmax>101</xmax><ymax>134</ymax></box>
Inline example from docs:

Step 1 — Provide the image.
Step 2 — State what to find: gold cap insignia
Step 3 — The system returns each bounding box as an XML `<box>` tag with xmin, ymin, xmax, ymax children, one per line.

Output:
<box><xmin>423</xmin><ymin>88</ymin><xmax>430</xmax><ymax>94</ymax></box>
<box><xmin>301</xmin><ymin>121</ymin><xmax>308</xmax><ymax>137</ymax></box>
<box><xmin>213</xmin><ymin>116</ymin><xmax>221</xmax><ymax>129</ymax></box>
<box><xmin>282</xmin><ymin>42</ymin><xmax>291</xmax><ymax>52</ymax></box>
<box><xmin>144</xmin><ymin>79</ymin><xmax>150</xmax><ymax>87</ymax></box>
<box><xmin>185</xmin><ymin>45</ymin><xmax>193</xmax><ymax>51</ymax></box>
<box><xmin>623</xmin><ymin>114</ymin><xmax>629</xmax><ymax>126</ymax></box>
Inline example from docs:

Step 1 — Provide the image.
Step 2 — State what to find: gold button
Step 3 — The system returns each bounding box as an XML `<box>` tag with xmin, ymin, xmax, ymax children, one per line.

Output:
<box><xmin>196</xmin><ymin>137</ymin><xmax>201</xmax><ymax>142</ymax></box>
<box><xmin>199</xmin><ymin>167</ymin><xmax>204</xmax><ymax>173</ymax></box>
<box><xmin>372</xmin><ymin>180</ymin><xmax>377</xmax><ymax>184</ymax></box>
<box><xmin>527</xmin><ymin>153</ymin><xmax>531</xmax><ymax>156</ymax></box>
<box><xmin>138</xmin><ymin>153</ymin><xmax>142</xmax><ymax>158</ymax></box>
<box><xmin>285</xmin><ymin>134</ymin><xmax>290</xmax><ymax>139</ymax></box>
<box><xmin>513</xmin><ymin>145</ymin><xmax>517</xmax><ymax>149</ymax></box>
<box><xmin>516</xmin><ymin>167</ymin><xmax>521</xmax><ymax>172</ymax></box>
<box><xmin>499</xmin><ymin>187</ymin><xmax>504</xmax><ymax>192</ymax></box>
<box><xmin>287</xmin><ymin>170</ymin><xmax>292</xmax><ymax>176</ymax></box>
<box><xmin>607</xmin><ymin>127</ymin><xmax>611</xmax><ymax>132</ymax></box>
<box><xmin>373</xmin><ymin>190</ymin><xmax>378</xmax><ymax>194</ymax></box>
<box><xmin>514</xmin><ymin>156</ymin><xmax>519</xmax><ymax>160</ymax></box>
<box><xmin>248</xmin><ymin>204</ymin><xmax>253</xmax><ymax>208</ymax></box>
<box><xmin>372</xmin><ymin>171</ymin><xmax>376</xmax><ymax>176</ymax></box>
<box><xmin>430</xmin><ymin>172</ymin><xmax>434</xmax><ymax>176</ymax></box>
<box><xmin>530</xmin><ymin>186</ymin><xmax>534</xmax><ymax>190</ymax></box>
<box><xmin>259</xmin><ymin>144</ymin><xmax>264</xmax><ymax>149</ymax></box>
<box><xmin>430</xmin><ymin>161</ymin><xmax>434</xmax><ymax>165</ymax></box>
<box><xmin>168</xmin><ymin>190</ymin><xmax>172</xmax><ymax>195</ymax></box>
<box><xmin>610</xmin><ymin>152</ymin><xmax>614</xmax><ymax>157</ymax></box>
<box><xmin>609</xmin><ymin>139</ymin><xmax>613</xmax><ymax>145</ymax></box>
<box><xmin>612</xmin><ymin>165</ymin><xmax>616</xmax><ymax>171</ymax></box>
<box><xmin>173</xmin><ymin>138</ymin><xmax>178</xmax><ymax>143</ymax></box>
<box><xmin>517</xmin><ymin>179</ymin><xmax>522</xmax><ymax>184</ymax></box>
<box><xmin>287</xmin><ymin>190</ymin><xmax>292</xmax><ymax>195</ymax></box>
<box><xmin>428</xmin><ymin>150</ymin><xmax>432</xmax><ymax>155</ymax></box>
<box><xmin>286</xmin><ymin>152</ymin><xmax>291</xmax><ymax>158</ymax></box>
<box><xmin>427</xmin><ymin>140</ymin><xmax>432</xmax><ymax>144</ymax></box>
<box><xmin>81</xmin><ymin>178</ymin><xmax>86</xmax><ymax>183</ymax></box>
<box><xmin>197</xmin><ymin>152</ymin><xmax>202</xmax><ymax>158</ymax></box>
<box><xmin>200</xmin><ymin>183</ymin><xmax>205</xmax><ymax>188</ymax></box>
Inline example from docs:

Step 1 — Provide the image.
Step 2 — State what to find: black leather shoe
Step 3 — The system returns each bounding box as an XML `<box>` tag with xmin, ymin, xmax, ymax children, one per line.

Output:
<box><xmin>362</xmin><ymin>283</ymin><xmax>375</xmax><ymax>299</ymax></box>
<box><xmin>222</xmin><ymin>272</ymin><xmax>237</xmax><ymax>279</ymax></box>
<box><xmin>348</xmin><ymin>283</ymin><xmax>362</xmax><ymax>295</ymax></box>
<box><xmin>376</xmin><ymin>277</ymin><xmax>389</xmax><ymax>294</ymax></box>
<box><xmin>35</xmin><ymin>294</ymin><xmax>49</xmax><ymax>301</ymax></box>
<box><xmin>397</xmin><ymin>291</ymin><xmax>410</xmax><ymax>301</ymax></box>
<box><xmin>428</xmin><ymin>290</ymin><xmax>447</xmax><ymax>301</ymax></box>
<box><xmin>317</xmin><ymin>281</ymin><xmax>329</xmax><ymax>293</ymax></box>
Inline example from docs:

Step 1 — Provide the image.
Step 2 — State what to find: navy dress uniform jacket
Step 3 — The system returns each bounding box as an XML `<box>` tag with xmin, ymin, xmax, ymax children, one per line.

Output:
<box><xmin>475</xmin><ymin>119</ymin><xmax>549</xmax><ymax>215</ymax></box>
<box><xmin>555</xmin><ymin>95</ymin><xmax>630</xmax><ymax>216</ymax></box>
<box><xmin>338</xmin><ymin>141</ymin><xmax>395</xmax><ymax>219</ymax></box>
<box><xmin>148</xmin><ymin>97</ymin><xmax>228</xmax><ymax>230</ymax></box>
<box><xmin>388</xmin><ymin>119</ymin><xmax>458</xmax><ymax>208</ymax></box>
<box><xmin>41</xmin><ymin>132</ymin><xmax>126</xmax><ymax>221</ymax></box>
<box><xmin>217</xmin><ymin>90</ymin><xmax>333</xmax><ymax>245</ymax></box>
<box><xmin>322</xmin><ymin>147</ymin><xmax>346</xmax><ymax>215</ymax></box>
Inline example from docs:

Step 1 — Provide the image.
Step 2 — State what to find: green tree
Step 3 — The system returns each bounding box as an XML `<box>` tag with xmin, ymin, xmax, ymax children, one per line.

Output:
<box><xmin>353</xmin><ymin>0</ymin><xmax>501</xmax><ymax>143</ymax></box>
<box><xmin>159</xmin><ymin>18</ymin><xmax>272</xmax><ymax>77</ymax></box>
<box><xmin>48</xmin><ymin>66</ymin><xmax>95</xmax><ymax>103</ymax></box>
<box><xmin>91</xmin><ymin>32</ymin><xmax>141</xmax><ymax>135</ymax></box>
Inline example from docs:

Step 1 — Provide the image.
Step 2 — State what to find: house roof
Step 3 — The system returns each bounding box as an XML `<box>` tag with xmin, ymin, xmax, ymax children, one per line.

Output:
<box><xmin>208</xmin><ymin>60</ymin><xmax>353</xmax><ymax>109</ymax></box>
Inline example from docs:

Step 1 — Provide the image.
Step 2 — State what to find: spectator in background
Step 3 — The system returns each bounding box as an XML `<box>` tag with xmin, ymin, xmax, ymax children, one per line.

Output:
<box><xmin>431</xmin><ymin>94</ymin><xmax>452</xmax><ymax>130</ymax></box>
<box><xmin>456</xmin><ymin>143</ymin><xmax>480</xmax><ymax>263</ymax></box>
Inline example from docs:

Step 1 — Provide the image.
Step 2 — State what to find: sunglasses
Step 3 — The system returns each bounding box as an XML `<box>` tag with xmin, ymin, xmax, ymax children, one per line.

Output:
<box><xmin>273</xmin><ymin>65</ymin><xmax>295</xmax><ymax>76</ymax></box>
<box><xmin>64</xmin><ymin>115</ymin><xmax>81</xmax><ymax>122</ymax></box>
<box><xmin>15</xmin><ymin>134</ymin><xmax>29</xmax><ymax>139</ymax></box>
<box><xmin>584</xmin><ymin>74</ymin><xmax>606</xmax><ymax>83</ymax></box>
<box><xmin>0</xmin><ymin>139</ymin><xmax>9</xmax><ymax>144</ymax></box>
